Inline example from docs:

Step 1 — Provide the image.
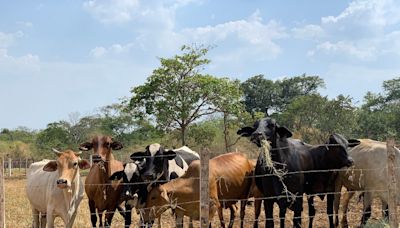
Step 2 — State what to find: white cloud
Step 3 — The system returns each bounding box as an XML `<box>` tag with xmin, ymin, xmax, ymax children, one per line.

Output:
<box><xmin>83</xmin><ymin>0</ymin><xmax>140</xmax><ymax>24</ymax></box>
<box><xmin>292</xmin><ymin>24</ymin><xmax>325</xmax><ymax>40</ymax></box>
<box><xmin>298</xmin><ymin>0</ymin><xmax>400</xmax><ymax>61</ymax></box>
<box><xmin>90</xmin><ymin>46</ymin><xmax>107</xmax><ymax>58</ymax></box>
<box><xmin>184</xmin><ymin>10</ymin><xmax>287</xmax><ymax>60</ymax></box>
<box><xmin>16</xmin><ymin>21</ymin><xmax>33</xmax><ymax>28</ymax></box>
<box><xmin>0</xmin><ymin>49</ymin><xmax>40</xmax><ymax>73</ymax></box>
<box><xmin>0</xmin><ymin>31</ymin><xmax>23</xmax><ymax>48</ymax></box>
<box><xmin>310</xmin><ymin>41</ymin><xmax>376</xmax><ymax>60</ymax></box>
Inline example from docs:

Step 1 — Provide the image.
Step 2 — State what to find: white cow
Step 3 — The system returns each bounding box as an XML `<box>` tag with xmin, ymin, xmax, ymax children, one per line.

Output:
<box><xmin>334</xmin><ymin>139</ymin><xmax>400</xmax><ymax>227</ymax></box>
<box><xmin>26</xmin><ymin>149</ymin><xmax>90</xmax><ymax>228</ymax></box>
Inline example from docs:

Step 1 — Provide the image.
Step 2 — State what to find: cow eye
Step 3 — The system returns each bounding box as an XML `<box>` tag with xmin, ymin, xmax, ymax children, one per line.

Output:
<box><xmin>151</xmin><ymin>196</ymin><xmax>156</xmax><ymax>200</ymax></box>
<box><xmin>73</xmin><ymin>162</ymin><xmax>78</xmax><ymax>167</ymax></box>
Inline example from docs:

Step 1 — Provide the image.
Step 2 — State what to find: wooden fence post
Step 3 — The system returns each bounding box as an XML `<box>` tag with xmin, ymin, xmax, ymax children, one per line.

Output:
<box><xmin>89</xmin><ymin>155</ymin><xmax>93</xmax><ymax>166</ymax></box>
<box><xmin>0</xmin><ymin>157</ymin><xmax>5</xmax><ymax>228</ymax></box>
<box><xmin>387</xmin><ymin>138</ymin><xmax>398</xmax><ymax>228</ymax></box>
<box><xmin>8</xmin><ymin>158</ymin><xmax>11</xmax><ymax>177</ymax></box>
<box><xmin>200</xmin><ymin>148</ymin><xmax>210</xmax><ymax>228</ymax></box>
<box><xmin>25</xmin><ymin>158</ymin><xmax>28</xmax><ymax>175</ymax></box>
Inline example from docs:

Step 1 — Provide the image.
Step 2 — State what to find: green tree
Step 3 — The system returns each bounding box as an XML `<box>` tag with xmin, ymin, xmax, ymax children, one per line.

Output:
<box><xmin>127</xmin><ymin>45</ymin><xmax>237</xmax><ymax>145</ymax></box>
<box><xmin>241</xmin><ymin>74</ymin><xmax>325</xmax><ymax>114</ymax></box>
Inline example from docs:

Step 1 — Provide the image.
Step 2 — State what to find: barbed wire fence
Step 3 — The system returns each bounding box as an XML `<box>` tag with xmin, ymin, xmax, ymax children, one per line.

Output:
<box><xmin>1</xmin><ymin>139</ymin><xmax>399</xmax><ymax>227</ymax></box>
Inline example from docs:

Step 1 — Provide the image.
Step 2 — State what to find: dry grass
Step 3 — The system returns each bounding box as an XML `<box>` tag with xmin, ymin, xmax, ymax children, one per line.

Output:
<box><xmin>3</xmin><ymin>174</ymin><xmax>395</xmax><ymax>228</ymax></box>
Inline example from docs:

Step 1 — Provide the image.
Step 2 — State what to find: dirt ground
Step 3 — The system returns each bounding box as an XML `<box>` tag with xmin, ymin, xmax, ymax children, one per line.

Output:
<box><xmin>4</xmin><ymin>175</ymin><xmax>392</xmax><ymax>228</ymax></box>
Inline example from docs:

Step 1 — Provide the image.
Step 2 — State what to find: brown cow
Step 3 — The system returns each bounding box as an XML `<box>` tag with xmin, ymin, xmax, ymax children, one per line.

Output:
<box><xmin>79</xmin><ymin>136</ymin><xmax>128</xmax><ymax>228</ymax></box>
<box><xmin>143</xmin><ymin>152</ymin><xmax>254</xmax><ymax>228</ymax></box>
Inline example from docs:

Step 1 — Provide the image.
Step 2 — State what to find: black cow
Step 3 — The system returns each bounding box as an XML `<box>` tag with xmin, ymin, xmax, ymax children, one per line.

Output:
<box><xmin>237</xmin><ymin>117</ymin><xmax>358</xmax><ymax>228</ymax></box>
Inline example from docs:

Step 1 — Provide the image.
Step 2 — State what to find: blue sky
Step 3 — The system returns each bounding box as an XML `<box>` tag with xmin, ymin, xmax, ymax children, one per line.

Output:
<box><xmin>1</xmin><ymin>0</ymin><xmax>400</xmax><ymax>130</ymax></box>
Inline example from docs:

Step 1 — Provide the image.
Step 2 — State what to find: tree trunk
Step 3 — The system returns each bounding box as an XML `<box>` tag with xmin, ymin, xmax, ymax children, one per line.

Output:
<box><xmin>181</xmin><ymin>125</ymin><xmax>186</xmax><ymax>146</ymax></box>
<box><xmin>223</xmin><ymin>112</ymin><xmax>230</xmax><ymax>153</ymax></box>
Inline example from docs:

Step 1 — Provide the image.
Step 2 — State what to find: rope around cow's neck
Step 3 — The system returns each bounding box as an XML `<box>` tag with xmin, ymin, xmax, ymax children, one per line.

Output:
<box><xmin>260</xmin><ymin>140</ymin><xmax>296</xmax><ymax>203</ymax></box>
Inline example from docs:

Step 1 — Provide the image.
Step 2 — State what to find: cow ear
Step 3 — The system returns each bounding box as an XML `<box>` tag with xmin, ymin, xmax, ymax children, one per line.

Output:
<box><xmin>277</xmin><ymin>126</ymin><xmax>292</xmax><ymax>138</ymax></box>
<box><xmin>164</xmin><ymin>150</ymin><xmax>177</xmax><ymax>160</ymax></box>
<box><xmin>79</xmin><ymin>142</ymin><xmax>93</xmax><ymax>151</ymax></box>
<box><xmin>130</xmin><ymin>152</ymin><xmax>146</xmax><ymax>161</ymax></box>
<box><xmin>237</xmin><ymin>127</ymin><xmax>255</xmax><ymax>137</ymax></box>
<box><xmin>348</xmin><ymin>139</ymin><xmax>360</xmax><ymax>147</ymax></box>
<box><xmin>43</xmin><ymin>161</ymin><xmax>58</xmax><ymax>172</ymax></box>
<box><xmin>111</xmin><ymin>141</ymin><xmax>123</xmax><ymax>150</ymax></box>
<box><xmin>78</xmin><ymin>159</ymin><xmax>91</xmax><ymax>170</ymax></box>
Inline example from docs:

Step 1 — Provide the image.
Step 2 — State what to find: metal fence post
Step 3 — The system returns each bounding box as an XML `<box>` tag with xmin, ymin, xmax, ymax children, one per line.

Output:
<box><xmin>0</xmin><ymin>156</ymin><xmax>5</xmax><ymax>228</ymax></box>
<box><xmin>387</xmin><ymin>138</ymin><xmax>398</xmax><ymax>228</ymax></box>
<box><xmin>200</xmin><ymin>148</ymin><xmax>210</xmax><ymax>228</ymax></box>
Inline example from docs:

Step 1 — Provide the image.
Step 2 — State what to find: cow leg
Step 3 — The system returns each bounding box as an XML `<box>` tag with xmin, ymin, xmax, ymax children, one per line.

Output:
<box><xmin>175</xmin><ymin>212</ymin><xmax>184</xmax><ymax>228</ymax></box>
<box><xmin>189</xmin><ymin>217</ymin><xmax>194</xmax><ymax>228</ymax></box>
<box><xmin>88</xmin><ymin>199</ymin><xmax>97</xmax><ymax>228</ymax></box>
<box><xmin>240</xmin><ymin>200</ymin><xmax>247</xmax><ymax>228</ymax></box>
<box><xmin>105</xmin><ymin>210</ymin><xmax>116</xmax><ymax>227</ymax></box>
<box><xmin>292</xmin><ymin>198</ymin><xmax>303</xmax><ymax>228</ymax></box>
<box><xmin>339</xmin><ymin>190</ymin><xmax>354</xmax><ymax>228</ymax></box>
<box><xmin>217</xmin><ymin>204</ymin><xmax>226</xmax><ymax>228</ymax></box>
<box><xmin>264</xmin><ymin>199</ymin><xmax>274</xmax><ymax>228</ymax></box>
<box><xmin>40</xmin><ymin>214</ymin><xmax>46</xmax><ymax>228</ymax></box>
<box><xmin>360</xmin><ymin>193</ymin><xmax>372</xmax><ymax>226</ymax></box>
<box><xmin>307</xmin><ymin>196</ymin><xmax>315</xmax><ymax>228</ymax></box>
<box><xmin>228</xmin><ymin>204</ymin><xmax>236</xmax><ymax>228</ymax></box>
<box><xmin>277</xmin><ymin>200</ymin><xmax>287</xmax><ymax>228</ymax></box>
<box><xmin>327</xmin><ymin>193</ymin><xmax>335</xmax><ymax>228</ymax></box>
<box><xmin>253</xmin><ymin>199</ymin><xmax>262</xmax><ymax>228</ymax></box>
<box><xmin>333</xmin><ymin>183</ymin><xmax>342</xmax><ymax>227</ymax></box>
<box><xmin>125</xmin><ymin>202</ymin><xmax>132</xmax><ymax>228</ymax></box>
<box><xmin>46</xmin><ymin>210</ymin><xmax>55</xmax><ymax>228</ymax></box>
<box><xmin>382</xmin><ymin>200</ymin><xmax>389</xmax><ymax>219</ymax></box>
<box><xmin>32</xmin><ymin>208</ymin><xmax>40</xmax><ymax>228</ymax></box>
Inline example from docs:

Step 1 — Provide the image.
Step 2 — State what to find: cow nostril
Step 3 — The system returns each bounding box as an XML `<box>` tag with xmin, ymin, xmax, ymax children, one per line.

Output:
<box><xmin>57</xmin><ymin>179</ymin><xmax>67</xmax><ymax>185</ymax></box>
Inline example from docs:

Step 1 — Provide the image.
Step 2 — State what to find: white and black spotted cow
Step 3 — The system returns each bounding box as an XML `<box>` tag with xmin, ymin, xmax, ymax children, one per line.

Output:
<box><xmin>130</xmin><ymin>143</ymin><xmax>200</xmax><ymax>184</ymax></box>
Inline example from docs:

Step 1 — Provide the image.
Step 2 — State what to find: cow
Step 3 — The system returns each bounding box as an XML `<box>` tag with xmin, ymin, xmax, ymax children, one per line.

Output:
<box><xmin>26</xmin><ymin>149</ymin><xmax>90</xmax><ymax>228</ymax></box>
<box><xmin>333</xmin><ymin>139</ymin><xmax>400</xmax><ymax>227</ymax></box>
<box><xmin>79</xmin><ymin>136</ymin><xmax>130</xmax><ymax>228</ymax></box>
<box><xmin>143</xmin><ymin>152</ymin><xmax>254</xmax><ymax>228</ymax></box>
<box><xmin>130</xmin><ymin>143</ymin><xmax>200</xmax><ymax>183</ymax></box>
<box><xmin>237</xmin><ymin>117</ymin><xmax>358</xmax><ymax>228</ymax></box>
<box><xmin>123</xmin><ymin>143</ymin><xmax>200</xmax><ymax>226</ymax></box>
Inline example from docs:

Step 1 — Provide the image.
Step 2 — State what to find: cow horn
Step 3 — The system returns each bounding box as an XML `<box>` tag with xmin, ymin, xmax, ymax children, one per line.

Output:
<box><xmin>52</xmin><ymin>148</ymin><xmax>62</xmax><ymax>155</ymax></box>
<box><xmin>74</xmin><ymin>151</ymin><xmax>82</xmax><ymax>156</ymax></box>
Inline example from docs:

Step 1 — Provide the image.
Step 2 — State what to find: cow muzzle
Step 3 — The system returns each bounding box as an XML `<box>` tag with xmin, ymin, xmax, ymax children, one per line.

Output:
<box><xmin>56</xmin><ymin>179</ymin><xmax>69</xmax><ymax>189</ymax></box>
<box><xmin>345</xmin><ymin>157</ymin><xmax>354</xmax><ymax>167</ymax></box>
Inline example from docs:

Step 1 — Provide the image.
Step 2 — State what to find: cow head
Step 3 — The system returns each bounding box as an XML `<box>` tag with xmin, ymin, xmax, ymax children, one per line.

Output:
<box><xmin>109</xmin><ymin>161</ymin><xmax>145</xmax><ymax>202</ymax></box>
<box><xmin>79</xmin><ymin>135</ymin><xmax>123</xmax><ymax>161</ymax></box>
<box><xmin>324</xmin><ymin>134</ymin><xmax>360</xmax><ymax>169</ymax></box>
<box><xmin>237</xmin><ymin>117</ymin><xmax>292</xmax><ymax>147</ymax></box>
<box><xmin>142</xmin><ymin>185</ymin><xmax>169</xmax><ymax>223</ymax></box>
<box><xmin>43</xmin><ymin>149</ymin><xmax>91</xmax><ymax>189</ymax></box>
<box><xmin>130</xmin><ymin>143</ymin><xmax>176</xmax><ymax>182</ymax></box>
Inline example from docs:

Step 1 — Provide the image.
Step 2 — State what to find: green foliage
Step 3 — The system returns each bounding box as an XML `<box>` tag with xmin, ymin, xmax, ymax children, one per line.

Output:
<box><xmin>241</xmin><ymin>74</ymin><xmax>325</xmax><ymax>114</ymax></box>
<box><xmin>127</xmin><ymin>44</ymin><xmax>244</xmax><ymax>146</ymax></box>
<box><xmin>279</xmin><ymin>94</ymin><xmax>356</xmax><ymax>143</ymax></box>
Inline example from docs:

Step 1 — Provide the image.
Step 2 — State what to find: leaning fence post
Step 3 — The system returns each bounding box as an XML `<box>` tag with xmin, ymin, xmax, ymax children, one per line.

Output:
<box><xmin>0</xmin><ymin>156</ymin><xmax>5</xmax><ymax>228</ymax></box>
<box><xmin>200</xmin><ymin>148</ymin><xmax>210</xmax><ymax>228</ymax></box>
<box><xmin>387</xmin><ymin>138</ymin><xmax>398</xmax><ymax>228</ymax></box>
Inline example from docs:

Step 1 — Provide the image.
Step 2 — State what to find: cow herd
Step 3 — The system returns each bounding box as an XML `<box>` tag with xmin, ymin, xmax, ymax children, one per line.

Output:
<box><xmin>24</xmin><ymin>117</ymin><xmax>400</xmax><ymax>228</ymax></box>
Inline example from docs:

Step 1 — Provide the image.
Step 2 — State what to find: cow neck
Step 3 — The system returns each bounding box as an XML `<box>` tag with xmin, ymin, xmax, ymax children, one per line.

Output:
<box><xmin>63</xmin><ymin>169</ymin><xmax>81</xmax><ymax>221</ymax></box>
<box><xmin>271</xmin><ymin>136</ymin><xmax>285</xmax><ymax>163</ymax></box>
<box><xmin>105</xmin><ymin>152</ymin><xmax>115</xmax><ymax>178</ymax></box>
<box><xmin>309</xmin><ymin>146</ymin><xmax>327</xmax><ymax>170</ymax></box>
